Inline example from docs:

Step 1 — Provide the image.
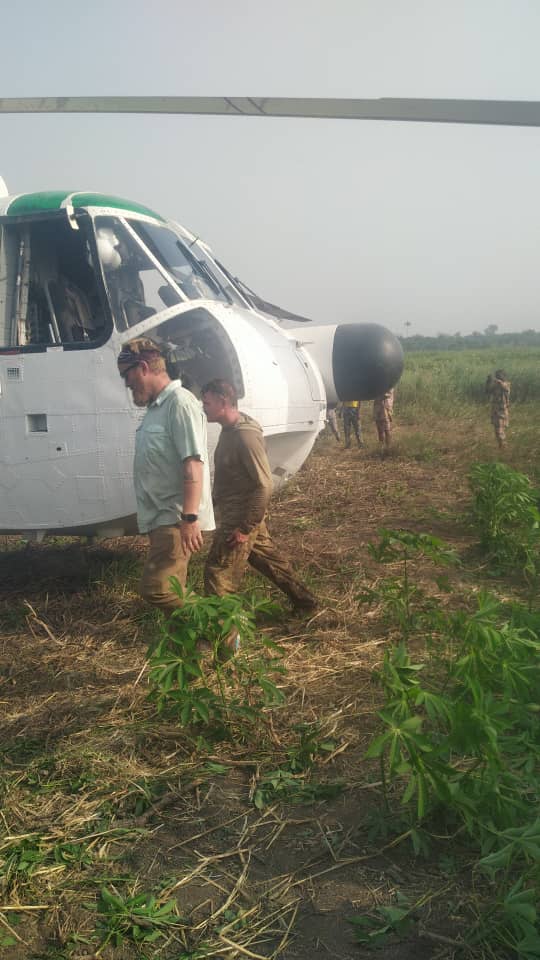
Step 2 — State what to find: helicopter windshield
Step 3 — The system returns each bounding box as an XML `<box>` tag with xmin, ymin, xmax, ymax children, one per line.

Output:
<box><xmin>129</xmin><ymin>220</ymin><xmax>237</xmax><ymax>304</ymax></box>
<box><xmin>94</xmin><ymin>216</ymin><xmax>183</xmax><ymax>331</ymax></box>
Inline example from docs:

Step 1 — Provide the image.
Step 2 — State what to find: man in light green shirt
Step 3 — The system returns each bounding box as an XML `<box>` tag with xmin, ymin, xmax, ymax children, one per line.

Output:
<box><xmin>118</xmin><ymin>338</ymin><xmax>214</xmax><ymax>614</ymax></box>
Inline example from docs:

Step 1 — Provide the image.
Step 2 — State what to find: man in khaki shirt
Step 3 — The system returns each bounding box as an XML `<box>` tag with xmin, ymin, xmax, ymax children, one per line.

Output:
<box><xmin>202</xmin><ymin>379</ymin><xmax>316</xmax><ymax>613</ymax></box>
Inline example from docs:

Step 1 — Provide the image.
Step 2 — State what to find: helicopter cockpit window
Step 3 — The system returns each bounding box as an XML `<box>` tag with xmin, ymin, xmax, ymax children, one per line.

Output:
<box><xmin>94</xmin><ymin>217</ymin><xmax>182</xmax><ymax>331</ymax></box>
<box><xmin>129</xmin><ymin>221</ymin><xmax>232</xmax><ymax>304</ymax></box>
<box><xmin>0</xmin><ymin>215</ymin><xmax>108</xmax><ymax>348</ymax></box>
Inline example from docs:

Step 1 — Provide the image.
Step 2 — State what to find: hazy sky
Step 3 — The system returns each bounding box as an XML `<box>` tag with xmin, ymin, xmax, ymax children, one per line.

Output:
<box><xmin>1</xmin><ymin>0</ymin><xmax>540</xmax><ymax>336</ymax></box>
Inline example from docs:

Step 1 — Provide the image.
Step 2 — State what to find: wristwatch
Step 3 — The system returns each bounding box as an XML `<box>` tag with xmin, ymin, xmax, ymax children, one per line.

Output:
<box><xmin>181</xmin><ymin>513</ymin><xmax>199</xmax><ymax>523</ymax></box>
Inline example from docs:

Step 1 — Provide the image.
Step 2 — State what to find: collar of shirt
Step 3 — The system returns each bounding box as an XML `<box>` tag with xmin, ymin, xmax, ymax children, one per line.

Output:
<box><xmin>149</xmin><ymin>380</ymin><xmax>178</xmax><ymax>408</ymax></box>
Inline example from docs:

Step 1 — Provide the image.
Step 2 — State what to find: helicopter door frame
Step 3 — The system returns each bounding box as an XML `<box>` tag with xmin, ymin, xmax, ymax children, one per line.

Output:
<box><xmin>0</xmin><ymin>208</ymin><xmax>115</xmax><ymax>353</ymax></box>
<box><xmin>120</xmin><ymin>216</ymin><xmax>189</xmax><ymax>304</ymax></box>
<box><xmin>88</xmin><ymin>212</ymin><xmax>193</xmax><ymax>335</ymax></box>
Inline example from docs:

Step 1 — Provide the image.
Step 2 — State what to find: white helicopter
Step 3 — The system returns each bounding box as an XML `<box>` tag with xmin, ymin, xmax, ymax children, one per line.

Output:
<box><xmin>1</xmin><ymin>94</ymin><xmax>531</xmax><ymax>541</ymax></box>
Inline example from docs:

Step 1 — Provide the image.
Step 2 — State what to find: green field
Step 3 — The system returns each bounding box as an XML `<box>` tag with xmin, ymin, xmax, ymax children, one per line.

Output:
<box><xmin>394</xmin><ymin>346</ymin><xmax>540</xmax><ymax>483</ymax></box>
<box><xmin>398</xmin><ymin>346</ymin><xmax>540</xmax><ymax>411</ymax></box>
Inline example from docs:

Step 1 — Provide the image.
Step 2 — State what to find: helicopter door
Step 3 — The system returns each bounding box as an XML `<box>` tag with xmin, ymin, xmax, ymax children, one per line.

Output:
<box><xmin>0</xmin><ymin>213</ymin><xmax>109</xmax><ymax>348</ymax></box>
<box><xmin>0</xmin><ymin>223</ymin><xmax>30</xmax><ymax>345</ymax></box>
<box><xmin>46</xmin><ymin>278</ymin><xmax>93</xmax><ymax>342</ymax></box>
<box><xmin>294</xmin><ymin>344</ymin><xmax>324</xmax><ymax>401</ymax></box>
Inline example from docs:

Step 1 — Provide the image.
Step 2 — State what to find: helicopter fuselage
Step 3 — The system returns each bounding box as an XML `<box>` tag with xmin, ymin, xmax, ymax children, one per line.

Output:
<box><xmin>0</xmin><ymin>192</ymin><xmax>327</xmax><ymax>537</ymax></box>
<box><xmin>0</xmin><ymin>190</ymin><xmax>403</xmax><ymax>539</ymax></box>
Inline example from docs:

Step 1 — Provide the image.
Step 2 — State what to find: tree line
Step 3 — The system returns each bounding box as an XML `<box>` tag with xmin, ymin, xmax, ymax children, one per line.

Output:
<box><xmin>400</xmin><ymin>328</ymin><xmax>540</xmax><ymax>352</ymax></box>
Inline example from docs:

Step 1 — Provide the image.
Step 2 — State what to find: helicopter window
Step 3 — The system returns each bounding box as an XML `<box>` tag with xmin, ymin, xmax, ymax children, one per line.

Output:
<box><xmin>0</xmin><ymin>216</ymin><xmax>107</xmax><ymax>348</ymax></box>
<box><xmin>129</xmin><ymin>221</ymin><xmax>231</xmax><ymax>303</ymax></box>
<box><xmin>144</xmin><ymin>307</ymin><xmax>244</xmax><ymax>400</ymax></box>
<box><xmin>95</xmin><ymin>217</ymin><xmax>182</xmax><ymax>331</ymax></box>
<box><xmin>27</xmin><ymin>413</ymin><xmax>48</xmax><ymax>433</ymax></box>
<box><xmin>187</xmin><ymin>242</ymin><xmax>247</xmax><ymax>308</ymax></box>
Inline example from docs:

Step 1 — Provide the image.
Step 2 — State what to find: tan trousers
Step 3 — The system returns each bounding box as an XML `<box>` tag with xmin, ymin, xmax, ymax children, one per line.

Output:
<box><xmin>140</xmin><ymin>525</ymin><xmax>190</xmax><ymax>614</ymax></box>
<box><xmin>204</xmin><ymin>518</ymin><xmax>315</xmax><ymax>608</ymax></box>
<box><xmin>491</xmin><ymin>413</ymin><xmax>509</xmax><ymax>444</ymax></box>
<box><xmin>375</xmin><ymin>417</ymin><xmax>392</xmax><ymax>443</ymax></box>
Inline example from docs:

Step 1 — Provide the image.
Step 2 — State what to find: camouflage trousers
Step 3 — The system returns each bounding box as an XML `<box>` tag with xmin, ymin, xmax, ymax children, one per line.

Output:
<box><xmin>140</xmin><ymin>524</ymin><xmax>190</xmax><ymax>614</ymax></box>
<box><xmin>204</xmin><ymin>518</ymin><xmax>315</xmax><ymax>608</ymax></box>
<box><xmin>343</xmin><ymin>408</ymin><xmax>362</xmax><ymax>447</ymax></box>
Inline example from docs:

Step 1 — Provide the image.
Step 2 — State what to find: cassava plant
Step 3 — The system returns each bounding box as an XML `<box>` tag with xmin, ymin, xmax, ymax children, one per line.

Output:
<box><xmin>469</xmin><ymin>462</ymin><xmax>540</xmax><ymax>597</ymax></box>
<box><xmin>363</xmin><ymin>585</ymin><xmax>540</xmax><ymax>956</ymax></box>
<box><xmin>147</xmin><ymin>581</ymin><xmax>285</xmax><ymax>737</ymax></box>
<box><xmin>367</xmin><ymin>591</ymin><xmax>539</xmax><ymax>836</ymax></box>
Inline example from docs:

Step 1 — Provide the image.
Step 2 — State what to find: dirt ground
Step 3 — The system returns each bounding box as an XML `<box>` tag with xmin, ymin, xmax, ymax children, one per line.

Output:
<box><xmin>0</xmin><ymin>424</ymin><xmax>522</xmax><ymax>959</ymax></box>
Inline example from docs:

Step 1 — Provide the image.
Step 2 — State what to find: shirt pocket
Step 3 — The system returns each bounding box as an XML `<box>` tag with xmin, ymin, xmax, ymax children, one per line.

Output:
<box><xmin>137</xmin><ymin>424</ymin><xmax>168</xmax><ymax>467</ymax></box>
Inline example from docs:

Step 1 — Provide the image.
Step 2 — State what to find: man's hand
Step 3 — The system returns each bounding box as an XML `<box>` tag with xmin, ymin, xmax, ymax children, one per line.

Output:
<box><xmin>181</xmin><ymin>457</ymin><xmax>203</xmax><ymax>552</ymax></box>
<box><xmin>226</xmin><ymin>528</ymin><xmax>250</xmax><ymax>546</ymax></box>
<box><xmin>180</xmin><ymin>520</ymin><xmax>203</xmax><ymax>553</ymax></box>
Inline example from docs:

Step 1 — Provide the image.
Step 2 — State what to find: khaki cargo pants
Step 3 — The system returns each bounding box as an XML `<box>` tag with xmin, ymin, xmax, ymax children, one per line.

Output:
<box><xmin>491</xmin><ymin>412</ymin><xmax>509</xmax><ymax>445</ymax></box>
<box><xmin>204</xmin><ymin>518</ymin><xmax>315</xmax><ymax>608</ymax></box>
<box><xmin>375</xmin><ymin>414</ymin><xmax>392</xmax><ymax>442</ymax></box>
<box><xmin>140</xmin><ymin>524</ymin><xmax>189</xmax><ymax>614</ymax></box>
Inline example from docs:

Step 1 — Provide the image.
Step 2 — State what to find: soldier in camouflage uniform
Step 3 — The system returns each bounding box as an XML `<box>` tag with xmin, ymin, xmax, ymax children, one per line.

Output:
<box><xmin>202</xmin><ymin>380</ymin><xmax>317</xmax><ymax>613</ymax></box>
<box><xmin>342</xmin><ymin>400</ymin><xmax>363</xmax><ymax>448</ymax></box>
<box><xmin>373</xmin><ymin>389</ymin><xmax>394</xmax><ymax>451</ymax></box>
<box><xmin>486</xmin><ymin>369</ymin><xmax>511</xmax><ymax>448</ymax></box>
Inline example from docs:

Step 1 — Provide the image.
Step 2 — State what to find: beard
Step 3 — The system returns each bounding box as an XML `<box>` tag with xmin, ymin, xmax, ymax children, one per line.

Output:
<box><xmin>131</xmin><ymin>390</ymin><xmax>149</xmax><ymax>408</ymax></box>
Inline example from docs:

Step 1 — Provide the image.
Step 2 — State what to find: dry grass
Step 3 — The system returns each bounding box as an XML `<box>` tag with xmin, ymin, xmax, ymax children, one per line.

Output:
<box><xmin>0</xmin><ymin>412</ymin><xmax>536</xmax><ymax>959</ymax></box>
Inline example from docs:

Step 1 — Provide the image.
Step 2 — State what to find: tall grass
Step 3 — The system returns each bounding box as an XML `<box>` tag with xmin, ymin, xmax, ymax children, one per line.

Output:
<box><xmin>397</xmin><ymin>347</ymin><xmax>540</xmax><ymax>417</ymax></box>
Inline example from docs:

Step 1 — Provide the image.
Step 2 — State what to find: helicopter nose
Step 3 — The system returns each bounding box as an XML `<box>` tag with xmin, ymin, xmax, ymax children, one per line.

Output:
<box><xmin>333</xmin><ymin>323</ymin><xmax>404</xmax><ymax>401</ymax></box>
<box><xmin>302</xmin><ymin>322</ymin><xmax>403</xmax><ymax>403</ymax></box>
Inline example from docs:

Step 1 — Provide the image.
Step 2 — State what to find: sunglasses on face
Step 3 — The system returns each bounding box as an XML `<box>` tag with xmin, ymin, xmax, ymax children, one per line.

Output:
<box><xmin>119</xmin><ymin>361</ymin><xmax>140</xmax><ymax>380</ymax></box>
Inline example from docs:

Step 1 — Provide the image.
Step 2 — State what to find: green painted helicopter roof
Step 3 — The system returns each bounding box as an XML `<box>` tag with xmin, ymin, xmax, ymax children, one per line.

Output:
<box><xmin>6</xmin><ymin>191</ymin><xmax>165</xmax><ymax>220</ymax></box>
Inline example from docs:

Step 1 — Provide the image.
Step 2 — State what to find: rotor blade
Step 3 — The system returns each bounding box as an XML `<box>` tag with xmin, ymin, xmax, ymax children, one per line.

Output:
<box><xmin>0</xmin><ymin>96</ymin><xmax>540</xmax><ymax>127</ymax></box>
